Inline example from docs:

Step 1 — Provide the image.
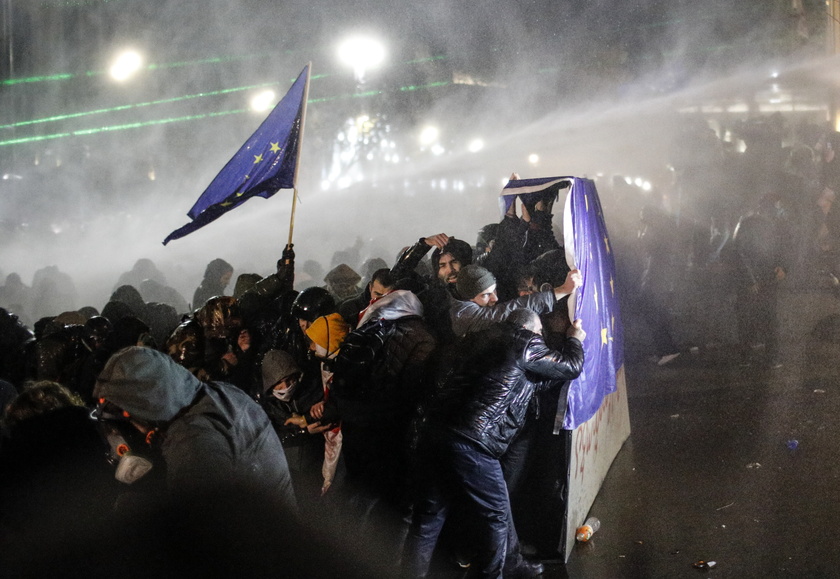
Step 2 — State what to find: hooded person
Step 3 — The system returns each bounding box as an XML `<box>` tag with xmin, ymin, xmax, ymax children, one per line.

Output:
<box><xmin>323</xmin><ymin>264</ymin><xmax>362</xmax><ymax>302</ymax></box>
<box><xmin>193</xmin><ymin>258</ymin><xmax>234</xmax><ymax>310</ymax></box>
<box><xmin>114</xmin><ymin>258</ymin><xmax>168</xmax><ymax>292</ymax></box>
<box><xmin>260</xmin><ymin>349</ymin><xmax>327</xmax><ymax>506</ymax></box>
<box><xmin>93</xmin><ymin>347</ymin><xmax>296</xmax><ymax>509</ymax></box>
<box><xmin>108</xmin><ymin>285</ymin><xmax>149</xmax><ymax>326</ymax></box>
<box><xmin>138</xmin><ymin>279</ymin><xmax>189</xmax><ymax>315</ymax></box>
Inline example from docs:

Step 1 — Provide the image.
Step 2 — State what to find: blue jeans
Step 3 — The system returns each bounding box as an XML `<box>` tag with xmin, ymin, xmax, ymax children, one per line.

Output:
<box><xmin>405</xmin><ymin>433</ymin><xmax>510</xmax><ymax>579</ymax></box>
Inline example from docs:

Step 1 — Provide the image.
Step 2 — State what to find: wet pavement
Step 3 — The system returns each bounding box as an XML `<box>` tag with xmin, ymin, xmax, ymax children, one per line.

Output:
<box><xmin>564</xmin><ymin>285</ymin><xmax>840</xmax><ymax>578</ymax></box>
<box><xmin>435</xmin><ymin>284</ymin><xmax>840</xmax><ymax>578</ymax></box>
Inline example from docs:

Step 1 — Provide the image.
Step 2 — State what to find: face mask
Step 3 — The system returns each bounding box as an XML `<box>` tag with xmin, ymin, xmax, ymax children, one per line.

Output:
<box><xmin>272</xmin><ymin>383</ymin><xmax>296</xmax><ymax>402</ymax></box>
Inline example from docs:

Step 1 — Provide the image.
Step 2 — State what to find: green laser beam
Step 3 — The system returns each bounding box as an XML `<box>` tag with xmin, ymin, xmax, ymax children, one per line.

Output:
<box><xmin>0</xmin><ymin>82</ymin><xmax>278</xmax><ymax>130</ymax></box>
<box><xmin>0</xmin><ymin>109</ymin><xmax>246</xmax><ymax>147</ymax></box>
<box><xmin>1</xmin><ymin>73</ymin><xmax>333</xmax><ymax>130</ymax></box>
<box><xmin>0</xmin><ymin>80</ymin><xmax>456</xmax><ymax>147</ymax></box>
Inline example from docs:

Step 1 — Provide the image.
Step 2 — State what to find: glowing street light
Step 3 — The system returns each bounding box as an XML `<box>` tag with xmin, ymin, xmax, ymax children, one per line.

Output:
<box><xmin>419</xmin><ymin>125</ymin><xmax>439</xmax><ymax>146</ymax></box>
<box><xmin>468</xmin><ymin>138</ymin><xmax>485</xmax><ymax>153</ymax></box>
<box><xmin>250</xmin><ymin>89</ymin><xmax>276</xmax><ymax>112</ymax></box>
<box><xmin>338</xmin><ymin>36</ymin><xmax>386</xmax><ymax>83</ymax></box>
<box><xmin>109</xmin><ymin>50</ymin><xmax>144</xmax><ymax>82</ymax></box>
<box><xmin>528</xmin><ymin>153</ymin><xmax>540</xmax><ymax>165</ymax></box>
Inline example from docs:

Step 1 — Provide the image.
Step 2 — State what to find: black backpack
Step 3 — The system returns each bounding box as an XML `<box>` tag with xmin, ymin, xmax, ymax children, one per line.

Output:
<box><xmin>331</xmin><ymin>317</ymin><xmax>401</xmax><ymax>399</ymax></box>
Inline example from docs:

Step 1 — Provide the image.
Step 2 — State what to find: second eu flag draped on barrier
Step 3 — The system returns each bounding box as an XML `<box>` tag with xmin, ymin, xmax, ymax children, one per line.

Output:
<box><xmin>562</xmin><ymin>177</ymin><xmax>625</xmax><ymax>429</ymax></box>
<box><xmin>500</xmin><ymin>176</ymin><xmax>625</xmax><ymax>430</ymax></box>
<box><xmin>163</xmin><ymin>65</ymin><xmax>310</xmax><ymax>245</ymax></box>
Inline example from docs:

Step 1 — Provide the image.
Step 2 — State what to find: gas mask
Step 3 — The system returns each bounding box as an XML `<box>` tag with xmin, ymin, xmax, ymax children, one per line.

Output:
<box><xmin>94</xmin><ymin>400</ymin><xmax>155</xmax><ymax>485</ymax></box>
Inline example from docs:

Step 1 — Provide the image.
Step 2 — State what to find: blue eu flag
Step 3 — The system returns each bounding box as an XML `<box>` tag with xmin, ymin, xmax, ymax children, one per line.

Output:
<box><xmin>163</xmin><ymin>64</ymin><xmax>309</xmax><ymax>245</ymax></box>
<box><xmin>563</xmin><ymin>178</ymin><xmax>625</xmax><ymax>429</ymax></box>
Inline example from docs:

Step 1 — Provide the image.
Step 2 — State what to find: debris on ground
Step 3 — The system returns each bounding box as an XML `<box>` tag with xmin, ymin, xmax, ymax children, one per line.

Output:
<box><xmin>693</xmin><ymin>560</ymin><xmax>717</xmax><ymax>570</ymax></box>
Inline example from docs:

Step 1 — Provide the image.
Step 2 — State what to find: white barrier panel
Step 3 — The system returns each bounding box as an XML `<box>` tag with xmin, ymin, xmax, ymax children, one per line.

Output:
<box><xmin>563</xmin><ymin>365</ymin><xmax>631</xmax><ymax>560</ymax></box>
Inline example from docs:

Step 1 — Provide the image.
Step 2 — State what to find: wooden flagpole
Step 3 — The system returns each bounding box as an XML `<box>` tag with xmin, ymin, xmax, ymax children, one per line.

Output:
<box><xmin>287</xmin><ymin>62</ymin><xmax>312</xmax><ymax>247</ymax></box>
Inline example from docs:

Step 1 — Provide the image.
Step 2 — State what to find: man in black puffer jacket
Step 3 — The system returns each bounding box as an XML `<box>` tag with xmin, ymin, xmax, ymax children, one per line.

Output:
<box><xmin>404</xmin><ymin>308</ymin><xmax>585</xmax><ymax>579</ymax></box>
<box><xmin>327</xmin><ymin>289</ymin><xmax>437</xmax><ymax>574</ymax></box>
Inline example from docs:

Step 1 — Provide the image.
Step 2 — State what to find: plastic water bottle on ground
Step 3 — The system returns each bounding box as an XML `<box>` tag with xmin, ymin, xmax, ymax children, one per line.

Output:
<box><xmin>576</xmin><ymin>517</ymin><xmax>601</xmax><ymax>542</ymax></box>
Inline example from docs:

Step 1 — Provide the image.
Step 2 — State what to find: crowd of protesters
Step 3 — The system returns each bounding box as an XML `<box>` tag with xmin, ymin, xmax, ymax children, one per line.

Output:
<box><xmin>0</xmin><ymin>183</ymin><xmax>587</xmax><ymax>578</ymax></box>
<box><xmin>3</xmin><ymin>114</ymin><xmax>840</xmax><ymax>576</ymax></box>
<box><xmin>607</xmin><ymin>117</ymin><xmax>840</xmax><ymax>367</ymax></box>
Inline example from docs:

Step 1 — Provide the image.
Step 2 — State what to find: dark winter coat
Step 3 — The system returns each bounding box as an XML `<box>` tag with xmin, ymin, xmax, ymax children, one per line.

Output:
<box><xmin>261</xmin><ymin>374</ymin><xmax>324</xmax><ymax>446</ymax></box>
<box><xmin>437</xmin><ymin>321</ymin><xmax>583</xmax><ymax>458</ymax></box>
<box><xmin>329</xmin><ymin>290</ymin><xmax>437</xmax><ymax>499</ymax></box>
<box><xmin>329</xmin><ymin>291</ymin><xmax>437</xmax><ymax>429</ymax></box>
<box><xmin>449</xmin><ymin>289</ymin><xmax>556</xmax><ymax>338</ymax></box>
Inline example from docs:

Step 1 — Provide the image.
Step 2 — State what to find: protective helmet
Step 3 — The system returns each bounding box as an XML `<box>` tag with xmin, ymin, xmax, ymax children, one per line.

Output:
<box><xmin>290</xmin><ymin>287</ymin><xmax>335</xmax><ymax>322</ymax></box>
<box><xmin>166</xmin><ymin>319</ymin><xmax>205</xmax><ymax>370</ymax></box>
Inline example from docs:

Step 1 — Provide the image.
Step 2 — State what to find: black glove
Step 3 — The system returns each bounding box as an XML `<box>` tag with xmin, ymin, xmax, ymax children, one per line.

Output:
<box><xmin>277</xmin><ymin>243</ymin><xmax>295</xmax><ymax>271</ymax></box>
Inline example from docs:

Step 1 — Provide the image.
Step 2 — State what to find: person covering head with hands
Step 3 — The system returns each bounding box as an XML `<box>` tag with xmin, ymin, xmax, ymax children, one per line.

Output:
<box><xmin>391</xmin><ymin>232</ymin><xmax>472</xmax><ymax>289</ymax></box>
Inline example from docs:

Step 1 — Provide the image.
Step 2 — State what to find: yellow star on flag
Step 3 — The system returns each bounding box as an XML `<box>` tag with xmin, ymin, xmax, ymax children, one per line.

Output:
<box><xmin>253</xmin><ymin>154</ymin><xmax>263</xmax><ymax>164</ymax></box>
<box><xmin>601</xmin><ymin>328</ymin><xmax>609</xmax><ymax>345</ymax></box>
<box><xmin>269</xmin><ymin>142</ymin><xmax>282</xmax><ymax>153</ymax></box>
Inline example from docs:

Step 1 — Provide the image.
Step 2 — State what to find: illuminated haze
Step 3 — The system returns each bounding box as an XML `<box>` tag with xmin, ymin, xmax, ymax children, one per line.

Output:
<box><xmin>0</xmin><ymin>0</ymin><xmax>828</xmax><ymax>314</ymax></box>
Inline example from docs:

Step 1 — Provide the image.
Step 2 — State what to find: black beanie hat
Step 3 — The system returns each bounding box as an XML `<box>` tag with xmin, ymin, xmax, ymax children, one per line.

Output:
<box><xmin>456</xmin><ymin>265</ymin><xmax>496</xmax><ymax>300</ymax></box>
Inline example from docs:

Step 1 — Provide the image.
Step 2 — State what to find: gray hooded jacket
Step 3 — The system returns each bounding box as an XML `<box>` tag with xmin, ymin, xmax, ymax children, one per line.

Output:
<box><xmin>94</xmin><ymin>347</ymin><xmax>295</xmax><ymax>508</ymax></box>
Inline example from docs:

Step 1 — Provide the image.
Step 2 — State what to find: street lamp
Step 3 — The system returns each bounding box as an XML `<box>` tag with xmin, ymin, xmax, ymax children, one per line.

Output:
<box><xmin>419</xmin><ymin>125</ymin><xmax>439</xmax><ymax>147</ymax></box>
<box><xmin>250</xmin><ymin>89</ymin><xmax>276</xmax><ymax>112</ymax></box>
<box><xmin>109</xmin><ymin>50</ymin><xmax>144</xmax><ymax>82</ymax></box>
<box><xmin>338</xmin><ymin>36</ymin><xmax>386</xmax><ymax>84</ymax></box>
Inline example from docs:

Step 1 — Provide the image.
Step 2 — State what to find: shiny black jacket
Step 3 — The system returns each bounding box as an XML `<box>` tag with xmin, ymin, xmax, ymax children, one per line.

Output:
<box><xmin>438</xmin><ymin>321</ymin><xmax>583</xmax><ymax>458</ymax></box>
